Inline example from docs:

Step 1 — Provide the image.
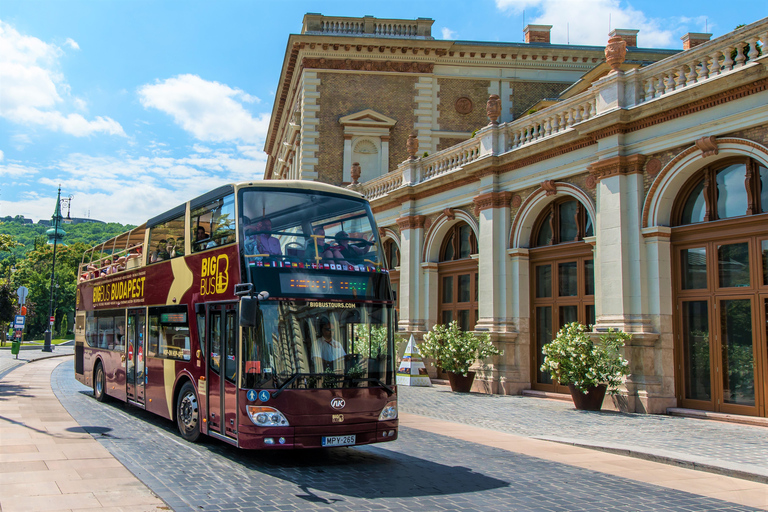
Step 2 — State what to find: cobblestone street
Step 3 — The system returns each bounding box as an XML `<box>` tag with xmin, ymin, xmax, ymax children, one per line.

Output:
<box><xmin>51</xmin><ymin>360</ymin><xmax>766</xmax><ymax>511</ymax></box>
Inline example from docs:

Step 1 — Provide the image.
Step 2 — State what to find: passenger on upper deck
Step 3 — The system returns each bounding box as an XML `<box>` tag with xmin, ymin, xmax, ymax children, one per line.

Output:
<box><xmin>305</xmin><ymin>227</ymin><xmax>347</xmax><ymax>265</ymax></box>
<box><xmin>245</xmin><ymin>218</ymin><xmax>281</xmax><ymax>256</ymax></box>
<box><xmin>151</xmin><ymin>239</ymin><xmax>174</xmax><ymax>262</ymax></box>
<box><xmin>334</xmin><ymin>231</ymin><xmax>371</xmax><ymax>262</ymax></box>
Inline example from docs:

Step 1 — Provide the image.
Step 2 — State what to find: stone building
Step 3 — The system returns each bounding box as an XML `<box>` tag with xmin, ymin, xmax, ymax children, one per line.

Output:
<box><xmin>265</xmin><ymin>13</ymin><xmax>768</xmax><ymax>418</ymax></box>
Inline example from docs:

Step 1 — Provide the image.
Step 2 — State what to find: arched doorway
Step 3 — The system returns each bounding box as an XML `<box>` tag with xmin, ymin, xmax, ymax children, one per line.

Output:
<box><xmin>530</xmin><ymin>198</ymin><xmax>595</xmax><ymax>393</ymax></box>
<box><xmin>672</xmin><ymin>157</ymin><xmax>768</xmax><ymax>417</ymax></box>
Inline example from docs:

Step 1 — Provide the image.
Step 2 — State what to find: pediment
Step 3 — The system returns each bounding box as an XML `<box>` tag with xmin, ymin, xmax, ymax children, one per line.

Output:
<box><xmin>339</xmin><ymin>109</ymin><xmax>397</xmax><ymax>128</ymax></box>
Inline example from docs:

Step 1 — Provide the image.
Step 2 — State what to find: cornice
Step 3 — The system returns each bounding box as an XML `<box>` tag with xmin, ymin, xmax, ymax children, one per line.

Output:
<box><xmin>395</xmin><ymin>215</ymin><xmax>426</xmax><ymax>230</ymax></box>
<box><xmin>302</xmin><ymin>57</ymin><xmax>434</xmax><ymax>73</ymax></box>
<box><xmin>588</xmin><ymin>154</ymin><xmax>647</xmax><ymax>181</ymax></box>
<box><xmin>473</xmin><ymin>191</ymin><xmax>513</xmax><ymax>212</ymax></box>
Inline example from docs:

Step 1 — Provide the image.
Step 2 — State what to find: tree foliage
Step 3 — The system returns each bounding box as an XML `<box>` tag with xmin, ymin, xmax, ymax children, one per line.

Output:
<box><xmin>0</xmin><ymin>219</ymin><xmax>135</xmax><ymax>339</ymax></box>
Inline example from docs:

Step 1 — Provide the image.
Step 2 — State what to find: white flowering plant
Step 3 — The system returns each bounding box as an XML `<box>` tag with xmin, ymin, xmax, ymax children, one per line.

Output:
<box><xmin>540</xmin><ymin>322</ymin><xmax>631</xmax><ymax>394</ymax></box>
<box><xmin>419</xmin><ymin>321</ymin><xmax>502</xmax><ymax>376</ymax></box>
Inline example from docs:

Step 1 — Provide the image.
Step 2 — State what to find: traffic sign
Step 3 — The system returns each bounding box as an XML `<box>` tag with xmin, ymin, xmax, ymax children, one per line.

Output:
<box><xmin>16</xmin><ymin>286</ymin><xmax>29</xmax><ymax>305</ymax></box>
<box><xmin>14</xmin><ymin>329</ymin><xmax>21</xmax><ymax>339</ymax></box>
<box><xmin>13</xmin><ymin>315</ymin><xmax>25</xmax><ymax>329</ymax></box>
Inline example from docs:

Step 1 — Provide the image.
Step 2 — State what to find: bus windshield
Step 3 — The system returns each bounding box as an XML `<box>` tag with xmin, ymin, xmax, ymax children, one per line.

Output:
<box><xmin>241</xmin><ymin>301</ymin><xmax>395</xmax><ymax>390</ymax></box>
<box><xmin>239</xmin><ymin>188</ymin><xmax>389</xmax><ymax>299</ymax></box>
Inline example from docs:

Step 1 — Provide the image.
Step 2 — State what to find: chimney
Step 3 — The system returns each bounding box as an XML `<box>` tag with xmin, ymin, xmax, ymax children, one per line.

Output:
<box><xmin>681</xmin><ymin>32</ymin><xmax>712</xmax><ymax>50</ymax></box>
<box><xmin>524</xmin><ymin>24</ymin><xmax>552</xmax><ymax>44</ymax></box>
<box><xmin>608</xmin><ymin>28</ymin><xmax>639</xmax><ymax>48</ymax></box>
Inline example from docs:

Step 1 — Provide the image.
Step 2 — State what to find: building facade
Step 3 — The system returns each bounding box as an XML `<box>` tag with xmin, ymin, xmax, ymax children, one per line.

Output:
<box><xmin>265</xmin><ymin>14</ymin><xmax>768</xmax><ymax>418</ymax></box>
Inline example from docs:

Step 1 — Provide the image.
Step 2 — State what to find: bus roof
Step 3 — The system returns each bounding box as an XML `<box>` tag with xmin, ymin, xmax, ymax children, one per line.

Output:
<box><xmin>82</xmin><ymin>181</ymin><xmax>364</xmax><ymax>254</ymax></box>
<box><xmin>232</xmin><ymin>180</ymin><xmax>364</xmax><ymax>199</ymax></box>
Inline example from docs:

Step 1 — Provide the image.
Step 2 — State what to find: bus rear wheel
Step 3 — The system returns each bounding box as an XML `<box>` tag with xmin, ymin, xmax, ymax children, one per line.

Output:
<box><xmin>93</xmin><ymin>363</ymin><xmax>107</xmax><ymax>402</ymax></box>
<box><xmin>176</xmin><ymin>382</ymin><xmax>201</xmax><ymax>443</ymax></box>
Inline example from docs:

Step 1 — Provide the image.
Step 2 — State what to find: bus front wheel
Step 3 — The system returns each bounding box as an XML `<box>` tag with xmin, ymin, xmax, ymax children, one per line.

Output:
<box><xmin>93</xmin><ymin>363</ymin><xmax>107</xmax><ymax>402</ymax></box>
<box><xmin>176</xmin><ymin>382</ymin><xmax>201</xmax><ymax>443</ymax></box>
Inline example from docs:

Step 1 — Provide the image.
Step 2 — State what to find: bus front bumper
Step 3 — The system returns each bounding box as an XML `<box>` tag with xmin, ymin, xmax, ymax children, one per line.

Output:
<box><xmin>236</xmin><ymin>419</ymin><xmax>399</xmax><ymax>449</ymax></box>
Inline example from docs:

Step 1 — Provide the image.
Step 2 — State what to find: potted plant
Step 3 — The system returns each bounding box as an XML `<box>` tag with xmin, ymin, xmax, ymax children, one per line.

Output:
<box><xmin>540</xmin><ymin>322</ymin><xmax>631</xmax><ymax>411</ymax></box>
<box><xmin>419</xmin><ymin>321</ymin><xmax>502</xmax><ymax>392</ymax></box>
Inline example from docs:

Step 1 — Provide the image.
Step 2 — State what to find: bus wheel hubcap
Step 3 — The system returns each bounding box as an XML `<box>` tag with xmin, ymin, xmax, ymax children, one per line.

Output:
<box><xmin>180</xmin><ymin>393</ymin><xmax>198</xmax><ymax>431</ymax></box>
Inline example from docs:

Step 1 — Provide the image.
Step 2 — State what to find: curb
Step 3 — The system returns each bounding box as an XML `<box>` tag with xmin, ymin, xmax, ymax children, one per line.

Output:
<box><xmin>535</xmin><ymin>435</ymin><xmax>768</xmax><ymax>485</ymax></box>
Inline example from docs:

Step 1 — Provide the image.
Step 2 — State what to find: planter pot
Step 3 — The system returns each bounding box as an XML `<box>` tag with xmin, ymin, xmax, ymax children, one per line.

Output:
<box><xmin>567</xmin><ymin>383</ymin><xmax>607</xmax><ymax>411</ymax></box>
<box><xmin>447</xmin><ymin>371</ymin><xmax>475</xmax><ymax>393</ymax></box>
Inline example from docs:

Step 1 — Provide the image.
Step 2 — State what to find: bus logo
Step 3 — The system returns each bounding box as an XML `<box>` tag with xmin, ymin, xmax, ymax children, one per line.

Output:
<box><xmin>330</xmin><ymin>398</ymin><xmax>346</xmax><ymax>410</ymax></box>
<box><xmin>200</xmin><ymin>254</ymin><xmax>229</xmax><ymax>296</ymax></box>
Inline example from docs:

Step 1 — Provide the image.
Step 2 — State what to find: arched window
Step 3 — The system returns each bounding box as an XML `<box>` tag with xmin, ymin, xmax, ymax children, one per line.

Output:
<box><xmin>440</xmin><ymin>223</ymin><xmax>477</xmax><ymax>261</ymax></box>
<box><xmin>383</xmin><ymin>239</ymin><xmax>400</xmax><ymax>269</ymax></box>
<box><xmin>675</xmin><ymin>158</ymin><xmax>768</xmax><ymax>225</ymax></box>
<box><xmin>438</xmin><ymin>222</ymin><xmax>478</xmax><ymax>334</ymax></box>
<box><xmin>532</xmin><ymin>199</ymin><xmax>594</xmax><ymax>247</ymax></box>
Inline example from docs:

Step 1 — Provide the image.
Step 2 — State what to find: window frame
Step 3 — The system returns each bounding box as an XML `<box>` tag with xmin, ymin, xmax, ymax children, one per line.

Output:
<box><xmin>531</xmin><ymin>198</ymin><xmax>593</xmax><ymax>247</ymax></box>
<box><xmin>673</xmin><ymin>157</ymin><xmax>765</xmax><ymax>226</ymax></box>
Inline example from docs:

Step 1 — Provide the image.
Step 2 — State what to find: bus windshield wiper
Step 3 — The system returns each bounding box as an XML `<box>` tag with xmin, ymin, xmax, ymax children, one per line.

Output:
<box><xmin>347</xmin><ymin>377</ymin><xmax>395</xmax><ymax>396</ymax></box>
<box><xmin>271</xmin><ymin>372</ymin><xmax>343</xmax><ymax>399</ymax></box>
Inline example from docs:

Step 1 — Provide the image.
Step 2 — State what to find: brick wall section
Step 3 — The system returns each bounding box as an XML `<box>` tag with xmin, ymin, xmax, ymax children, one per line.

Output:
<box><xmin>437</xmin><ymin>78</ymin><xmax>491</xmax><ymax>133</ymax></box>
<box><xmin>511</xmin><ymin>81</ymin><xmax>571</xmax><ymax>119</ymax></box>
<box><xmin>316</xmin><ymin>72</ymin><xmax>418</xmax><ymax>185</ymax></box>
<box><xmin>437</xmin><ymin>137</ymin><xmax>471</xmax><ymax>152</ymax></box>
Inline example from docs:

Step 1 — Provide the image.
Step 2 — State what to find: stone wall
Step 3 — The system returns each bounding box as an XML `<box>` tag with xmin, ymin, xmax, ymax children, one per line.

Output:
<box><xmin>436</xmin><ymin>78</ymin><xmax>491</xmax><ymax>133</ymax></box>
<box><xmin>316</xmin><ymin>72</ymin><xmax>418</xmax><ymax>184</ymax></box>
<box><xmin>511</xmin><ymin>81</ymin><xmax>571</xmax><ymax>119</ymax></box>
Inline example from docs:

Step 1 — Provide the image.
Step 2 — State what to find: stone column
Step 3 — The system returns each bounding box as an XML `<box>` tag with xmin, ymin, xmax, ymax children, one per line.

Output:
<box><xmin>589</xmin><ymin>154</ymin><xmax>665</xmax><ymax>413</ymax></box>
<box><xmin>396</xmin><ymin>214</ymin><xmax>426</xmax><ymax>333</ymax></box>
<box><xmin>342</xmin><ymin>135</ymin><xmax>353</xmax><ymax>182</ymax></box>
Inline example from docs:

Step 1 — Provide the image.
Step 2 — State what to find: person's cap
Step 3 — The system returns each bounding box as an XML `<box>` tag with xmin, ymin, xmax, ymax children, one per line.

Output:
<box><xmin>337</xmin><ymin>231</ymin><xmax>349</xmax><ymax>239</ymax></box>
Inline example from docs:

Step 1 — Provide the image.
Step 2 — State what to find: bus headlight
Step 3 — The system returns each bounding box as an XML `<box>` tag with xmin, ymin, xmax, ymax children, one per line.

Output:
<box><xmin>247</xmin><ymin>406</ymin><xmax>289</xmax><ymax>427</ymax></box>
<box><xmin>378</xmin><ymin>401</ymin><xmax>397</xmax><ymax>421</ymax></box>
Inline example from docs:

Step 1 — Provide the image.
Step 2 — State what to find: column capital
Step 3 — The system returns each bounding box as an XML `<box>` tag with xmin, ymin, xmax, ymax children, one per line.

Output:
<box><xmin>396</xmin><ymin>215</ymin><xmax>426</xmax><ymax>230</ymax></box>
<box><xmin>588</xmin><ymin>154</ymin><xmax>646</xmax><ymax>181</ymax></box>
<box><xmin>473</xmin><ymin>191</ymin><xmax>513</xmax><ymax>213</ymax></box>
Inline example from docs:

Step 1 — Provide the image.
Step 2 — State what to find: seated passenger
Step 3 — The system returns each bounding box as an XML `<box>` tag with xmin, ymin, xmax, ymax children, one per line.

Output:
<box><xmin>245</xmin><ymin>218</ymin><xmax>281</xmax><ymax>256</ymax></box>
<box><xmin>194</xmin><ymin>226</ymin><xmax>210</xmax><ymax>250</ymax></box>
<box><xmin>334</xmin><ymin>231</ymin><xmax>371</xmax><ymax>262</ymax></box>
<box><xmin>151</xmin><ymin>240</ymin><xmax>169</xmax><ymax>262</ymax></box>
<box><xmin>305</xmin><ymin>227</ymin><xmax>346</xmax><ymax>265</ymax></box>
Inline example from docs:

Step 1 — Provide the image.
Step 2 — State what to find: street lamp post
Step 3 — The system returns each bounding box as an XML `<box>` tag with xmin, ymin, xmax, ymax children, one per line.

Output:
<box><xmin>43</xmin><ymin>187</ymin><xmax>65</xmax><ymax>352</ymax></box>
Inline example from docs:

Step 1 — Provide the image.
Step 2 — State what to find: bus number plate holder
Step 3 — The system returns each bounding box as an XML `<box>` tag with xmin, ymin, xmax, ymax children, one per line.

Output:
<box><xmin>321</xmin><ymin>435</ymin><xmax>355</xmax><ymax>447</ymax></box>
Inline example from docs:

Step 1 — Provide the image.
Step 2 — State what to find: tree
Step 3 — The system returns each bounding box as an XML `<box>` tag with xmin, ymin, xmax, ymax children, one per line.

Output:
<box><xmin>0</xmin><ymin>286</ymin><xmax>14</xmax><ymax>345</ymax></box>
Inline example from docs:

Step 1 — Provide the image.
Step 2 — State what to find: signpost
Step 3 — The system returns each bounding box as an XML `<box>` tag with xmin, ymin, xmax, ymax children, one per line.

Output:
<box><xmin>14</xmin><ymin>315</ymin><xmax>25</xmax><ymax>329</ymax></box>
<box><xmin>16</xmin><ymin>286</ymin><xmax>29</xmax><ymax>305</ymax></box>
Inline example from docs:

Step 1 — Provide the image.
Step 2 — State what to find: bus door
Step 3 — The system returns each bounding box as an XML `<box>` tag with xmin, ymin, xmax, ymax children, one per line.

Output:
<box><xmin>207</xmin><ymin>303</ymin><xmax>239</xmax><ymax>438</ymax></box>
<box><xmin>126</xmin><ymin>308</ymin><xmax>146</xmax><ymax>405</ymax></box>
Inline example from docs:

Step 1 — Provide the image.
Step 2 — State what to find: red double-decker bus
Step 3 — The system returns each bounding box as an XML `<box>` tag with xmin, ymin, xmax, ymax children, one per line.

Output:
<box><xmin>74</xmin><ymin>181</ymin><xmax>398</xmax><ymax>449</ymax></box>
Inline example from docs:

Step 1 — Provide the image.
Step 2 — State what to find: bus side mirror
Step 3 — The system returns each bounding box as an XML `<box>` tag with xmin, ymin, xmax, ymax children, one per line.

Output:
<box><xmin>239</xmin><ymin>297</ymin><xmax>259</xmax><ymax>327</ymax></box>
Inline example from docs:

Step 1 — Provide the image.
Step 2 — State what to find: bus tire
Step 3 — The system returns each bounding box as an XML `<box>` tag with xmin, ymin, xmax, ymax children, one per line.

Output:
<box><xmin>93</xmin><ymin>362</ymin><xmax>107</xmax><ymax>402</ymax></box>
<box><xmin>176</xmin><ymin>382</ymin><xmax>201</xmax><ymax>443</ymax></box>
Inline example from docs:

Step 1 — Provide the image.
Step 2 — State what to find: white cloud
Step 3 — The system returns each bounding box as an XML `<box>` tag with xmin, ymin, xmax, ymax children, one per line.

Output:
<box><xmin>0</xmin><ymin>20</ymin><xmax>126</xmax><ymax>137</ymax></box>
<box><xmin>138</xmin><ymin>74</ymin><xmax>269</xmax><ymax>144</ymax></box>
<box><xmin>441</xmin><ymin>27</ymin><xmax>457</xmax><ymax>40</ymax></box>
<box><xmin>0</xmin><ymin>162</ymin><xmax>36</xmax><ymax>177</ymax></box>
<box><xmin>495</xmin><ymin>0</ymin><xmax>686</xmax><ymax>47</ymax></box>
<box><xmin>0</xmin><ymin>150</ymin><xmax>4</xmax><ymax>161</ymax></box>
<box><xmin>64</xmin><ymin>37</ymin><xmax>79</xmax><ymax>50</ymax></box>
<box><xmin>4</xmin><ymin>147</ymin><xmax>267</xmax><ymax>224</ymax></box>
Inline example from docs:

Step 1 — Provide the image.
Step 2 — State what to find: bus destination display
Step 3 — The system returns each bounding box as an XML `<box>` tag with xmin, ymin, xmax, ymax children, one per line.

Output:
<box><xmin>279</xmin><ymin>273</ymin><xmax>370</xmax><ymax>296</ymax></box>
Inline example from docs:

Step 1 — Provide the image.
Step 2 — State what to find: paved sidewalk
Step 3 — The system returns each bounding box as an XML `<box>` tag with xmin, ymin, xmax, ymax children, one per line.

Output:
<box><xmin>398</xmin><ymin>384</ymin><xmax>768</xmax><ymax>483</ymax></box>
<box><xmin>0</xmin><ymin>343</ymin><xmax>74</xmax><ymax>379</ymax></box>
<box><xmin>1</xmin><ymin>350</ymin><xmax>767</xmax><ymax>511</ymax></box>
<box><xmin>0</xmin><ymin>355</ymin><xmax>167</xmax><ymax>512</ymax></box>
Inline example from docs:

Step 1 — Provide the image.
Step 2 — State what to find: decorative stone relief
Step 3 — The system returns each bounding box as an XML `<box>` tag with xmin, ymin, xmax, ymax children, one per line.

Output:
<box><xmin>695</xmin><ymin>136</ymin><xmax>719</xmax><ymax>157</ymax></box>
<box><xmin>455</xmin><ymin>97</ymin><xmax>473</xmax><ymax>115</ymax></box>
<box><xmin>585</xmin><ymin>175</ymin><xmax>597</xmax><ymax>189</ymax></box>
<box><xmin>511</xmin><ymin>194</ymin><xmax>522</xmax><ymax>208</ymax></box>
<box><xmin>541</xmin><ymin>180</ymin><xmax>557</xmax><ymax>196</ymax></box>
<box><xmin>646</xmin><ymin>158</ymin><xmax>662</xmax><ymax>177</ymax></box>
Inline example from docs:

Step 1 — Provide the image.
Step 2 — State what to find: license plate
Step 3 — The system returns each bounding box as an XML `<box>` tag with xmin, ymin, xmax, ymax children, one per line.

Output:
<box><xmin>321</xmin><ymin>435</ymin><xmax>356</xmax><ymax>447</ymax></box>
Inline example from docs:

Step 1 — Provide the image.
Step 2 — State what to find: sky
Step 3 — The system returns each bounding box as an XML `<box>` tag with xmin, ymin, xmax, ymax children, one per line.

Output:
<box><xmin>0</xmin><ymin>0</ymin><xmax>758</xmax><ymax>225</ymax></box>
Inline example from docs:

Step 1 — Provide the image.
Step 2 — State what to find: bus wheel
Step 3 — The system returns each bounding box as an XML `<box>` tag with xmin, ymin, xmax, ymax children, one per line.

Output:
<box><xmin>93</xmin><ymin>363</ymin><xmax>107</xmax><ymax>402</ymax></box>
<box><xmin>176</xmin><ymin>382</ymin><xmax>201</xmax><ymax>442</ymax></box>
